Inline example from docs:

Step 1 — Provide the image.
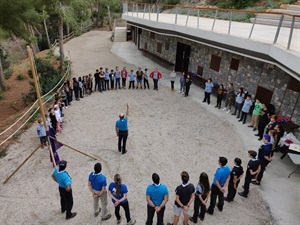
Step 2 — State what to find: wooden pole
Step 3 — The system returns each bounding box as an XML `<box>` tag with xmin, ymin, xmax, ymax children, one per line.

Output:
<box><xmin>26</xmin><ymin>46</ymin><xmax>57</xmax><ymax>167</ymax></box>
<box><xmin>3</xmin><ymin>144</ymin><xmax>40</xmax><ymax>184</ymax></box>
<box><xmin>49</xmin><ymin>136</ymin><xmax>98</xmax><ymax>160</ymax></box>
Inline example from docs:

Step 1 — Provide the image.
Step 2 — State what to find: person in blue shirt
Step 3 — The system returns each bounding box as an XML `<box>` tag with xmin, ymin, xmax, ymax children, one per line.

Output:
<box><xmin>189</xmin><ymin>172</ymin><xmax>210</xmax><ymax>223</ymax></box>
<box><xmin>128</xmin><ymin>70</ymin><xmax>135</xmax><ymax>89</ymax></box>
<box><xmin>251</xmin><ymin>134</ymin><xmax>273</xmax><ymax>185</ymax></box>
<box><xmin>238</xmin><ymin>94</ymin><xmax>253</xmax><ymax>124</ymax></box>
<box><xmin>146</xmin><ymin>173</ymin><xmax>169</xmax><ymax>225</ymax></box>
<box><xmin>108</xmin><ymin>174</ymin><xmax>136</xmax><ymax>225</ymax></box>
<box><xmin>202</xmin><ymin>78</ymin><xmax>214</xmax><ymax>104</ymax></box>
<box><xmin>206</xmin><ymin>157</ymin><xmax>231</xmax><ymax>215</ymax></box>
<box><xmin>52</xmin><ymin>160</ymin><xmax>77</xmax><ymax>220</ymax></box>
<box><xmin>114</xmin><ymin>66</ymin><xmax>121</xmax><ymax>89</ymax></box>
<box><xmin>88</xmin><ymin>163</ymin><xmax>111</xmax><ymax>220</ymax></box>
<box><xmin>37</xmin><ymin>119</ymin><xmax>47</xmax><ymax>148</ymax></box>
<box><xmin>104</xmin><ymin>68</ymin><xmax>110</xmax><ymax>91</ymax></box>
<box><xmin>115</xmin><ymin>103</ymin><xmax>129</xmax><ymax>154</ymax></box>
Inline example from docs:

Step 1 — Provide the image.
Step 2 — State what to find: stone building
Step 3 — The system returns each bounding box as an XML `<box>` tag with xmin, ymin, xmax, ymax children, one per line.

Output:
<box><xmin>122</xmin><ymin>5</ymin><xmax>300</xmax><ymax>136</ymax></box>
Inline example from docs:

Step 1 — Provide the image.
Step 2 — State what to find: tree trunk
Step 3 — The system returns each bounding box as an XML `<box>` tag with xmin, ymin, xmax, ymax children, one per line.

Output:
<box><xmin>0</xmin><ymin>58</ymin><xmax>7</xmax><ymax>90</ymax></box>
<box><xmin>11</xmin><ymin>33</ymin><xmax>26</xmax><ymax>57</ymax></box>
<box><xmin>107</xmin><ymin>6</ymin><xmax>112</xmax><ymax>31</ymax></box>
<box><xmin>58</xmin><ymin>16</ymin><xmax>65</xmax><ymax>73</ymax></box>
<box><xmin>43</xmin><ymin>19</ymin><xmax>51</xmax><ymax>49</ymax></box>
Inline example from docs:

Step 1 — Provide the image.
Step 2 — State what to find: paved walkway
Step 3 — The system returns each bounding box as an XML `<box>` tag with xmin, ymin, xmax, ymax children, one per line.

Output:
<box><xmin>111</xmin><ymin>40</ymin><xmax>300</xmax><ymax>225</ymax></box>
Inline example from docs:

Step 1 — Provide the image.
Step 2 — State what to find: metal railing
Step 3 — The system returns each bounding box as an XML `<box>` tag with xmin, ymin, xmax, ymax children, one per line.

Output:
<box><xmin>123</xmin><ymin>2</ymin><xmax>300</xmax><ymax>52</ymax></box>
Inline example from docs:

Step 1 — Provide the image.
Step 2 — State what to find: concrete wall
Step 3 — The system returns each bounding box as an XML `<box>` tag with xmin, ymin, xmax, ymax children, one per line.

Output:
<box><xmin>139</xmin><ymin>29</ymin><xmax>300</xmax><ymax>135</ymax></box>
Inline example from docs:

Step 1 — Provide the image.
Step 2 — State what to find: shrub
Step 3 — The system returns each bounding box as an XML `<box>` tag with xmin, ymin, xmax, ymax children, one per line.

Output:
<box><xmin>16</xmin><ymin>73</ymin><xmax>27</xmax><ymax>80</ymax></box>
<box><xmin>4</xmin><ymin>69</ymin><xmax>12</xmax><ymax>80</ymax></box>
<box><xmin>22</xmin><ymin>58</ymin><xmax>64</xmax><ymax>105</ymax></box>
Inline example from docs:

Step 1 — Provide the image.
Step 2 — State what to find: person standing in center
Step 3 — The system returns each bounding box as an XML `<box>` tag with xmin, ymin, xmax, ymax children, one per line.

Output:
<box><xmin>202</xmin><ymin>78</ymin><xmax>214</xmax><ymax>104</ymax></box>
<box><xmin>146</xmin><ymin>173</ymin><xmax>169</xmax><ymax>225</ymax></box>
<box><xmin>207</xmin><ymin>157</ymin><xmax>231</xmax><ymax>215</ymax></box>
<box><xmin>115</xmin><ymin>103</ymin><xmax>129</xmax><ymax>154</ymax></box>
<box><xmin>150</xmin><ymin>68</ymin><xmax>162</xmax><ymax>91</ymax></box>
<box><xmin>88</xmin><ymin>162</ymin><xmax>111</xmax><ymax>220</ymax></box>
<box><xmin>167</xmin><ymin>171</ymin><xmax>195</xmax><ymax>225</ymax></box>
<box><xmin>51</xmin><ymin>160</ymin><xmax>77</xmax><ymax>220</ymax></box>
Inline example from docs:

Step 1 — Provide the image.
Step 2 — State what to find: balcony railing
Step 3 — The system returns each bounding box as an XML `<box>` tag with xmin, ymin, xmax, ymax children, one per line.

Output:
<box><xmin>123</xmin><ymin>2</ymin><xmax>300</xmax><ymax>53</ymax></box>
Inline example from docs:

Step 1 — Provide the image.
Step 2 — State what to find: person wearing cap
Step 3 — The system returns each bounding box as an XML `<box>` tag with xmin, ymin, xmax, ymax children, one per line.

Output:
<box><xmin>51</xmin><ymin>160</ymin><xmax>77</xmax><ymax>220</ymax></box>
<box><xmin>206</xmin><ymin>157</ymin><xmax>231</xmax><ymax>215</ymax></box>
<box><xmin>115</xmin><ymin>103</ymin><xmax>129</xmax><ymax>154</ymax></box>
<box><xmin>146</xmin><ymin>173</ymin><xmax>169</xmax><ymax>225</ymax></box>
<box><xmin>167</xmin><ymin>171</ymin><xmax>194</xmax><ymax>225</ymax></box>
<box><xmin>238</xmin><ymin>150</ymin><xmax>261</xmax><ymax>198</ymax></box>
<box><xmin>251</xmin><ymin>134</ymin><xmax>273</xmax><ymax>185</ymax></box>
<box><xmin>88</xmin><ymin>162</ymin><xmax>111</xmax><ymax>220</ymax></box>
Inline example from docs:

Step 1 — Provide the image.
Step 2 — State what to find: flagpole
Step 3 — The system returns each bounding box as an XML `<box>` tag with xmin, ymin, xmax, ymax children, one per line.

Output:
<box><xmin>3</xmin><ymin>144</ymin><xmax>41</xmax><ymax>184</ymax></box>
<box><xmin>26</xmin><ymin>46</ymin><xmax>56</xmax><ymax>167</ymax></box>
<box><xmin>49</xmin><ymin>136</ymin><xmax>98</xmax><ymax>160</ymax></box>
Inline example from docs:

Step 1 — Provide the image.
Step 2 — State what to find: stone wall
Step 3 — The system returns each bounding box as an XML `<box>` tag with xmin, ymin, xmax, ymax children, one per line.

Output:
<box><xmin>139</xmin><ymin>29</ymin><xmax>300</xmax><ymax>137</ymax></box>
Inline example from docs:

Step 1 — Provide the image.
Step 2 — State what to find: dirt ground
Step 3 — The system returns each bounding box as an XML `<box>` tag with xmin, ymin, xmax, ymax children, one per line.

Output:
<box><xmin>0</xmin><ymin>31</ymin><xmax>271</xmax><ymax>225</ymax></box>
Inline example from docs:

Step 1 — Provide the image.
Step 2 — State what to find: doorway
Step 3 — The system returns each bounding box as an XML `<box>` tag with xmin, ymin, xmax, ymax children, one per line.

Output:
<box><xmin>255</xmin><ymin>86</ymin><xmax>273</xmax><ymax>105</ymax></box>
<box><xmin>175</xmin><ymin>42</ymin><xmax>191</xmax><ymax>73</ymax></box>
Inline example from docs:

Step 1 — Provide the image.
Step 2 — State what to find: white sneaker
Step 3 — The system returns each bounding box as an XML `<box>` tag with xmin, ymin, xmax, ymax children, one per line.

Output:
<box><xmin>222</xmin><ymin>108</ymin><xmax>227</xmax><ymax>111</ymax></box>
<box><xmin>127</xmin><ymin>219</ymin><xmax>136</xmax><ymax>225</ymax></box>
<box><xmin>226</xmin><ymin>109</ymin><xmax>231</xmax><ymax>113</ymax></box>
<box><xmin>178</xmin><ymin>91</ymin><xmax>181</xmax><ymax>94</ymax></box>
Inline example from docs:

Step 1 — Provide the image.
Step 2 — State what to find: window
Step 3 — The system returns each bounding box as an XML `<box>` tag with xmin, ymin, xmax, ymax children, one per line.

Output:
<box><xmin>230</xmin><ymin>58</ymin><xmax>239</xmax><ymax>71</ymax></box>
<box><xmin>287</xmin><ymin>77</ymin><xmax>300</xmax><ymax>93</ymax></box>
<box><xmin>210</xmin><ymin>55</ymin><xmax>221</xmax><ymax>72</ymax></box>
<box><xmin>197</xmin><ymin>66</ymin><xmax>203</xmax><ymax>76</ymax></box>
<box><xmin>157</xmin><ymin>42</ymin><xmax>162</xmax><ymax>53</ymax></box>
<box><xmin>165</xmin><ymin>42</ymin><xmax>169</xmax><ymax>51</ymax></box>
<box><xmin>150</xmin><ymin>32</ymin><xmax>155</xmax><ymax>39</ymax></box>
<box><xmin>144</xmin><ymin>42</ymin><xmax>147</xmax><ymax>50</ymax></box>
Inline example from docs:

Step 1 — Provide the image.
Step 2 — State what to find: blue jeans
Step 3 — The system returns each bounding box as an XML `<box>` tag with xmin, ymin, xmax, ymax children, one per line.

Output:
<box><xmin>153</xmin><ymin>79</ymin><xmax>158</xmax><ymax>90</ymax></box>
<box><xmin>115</xmin><ymin>78</ymin><xmax>121</xmax><ymax>89</ymax></box>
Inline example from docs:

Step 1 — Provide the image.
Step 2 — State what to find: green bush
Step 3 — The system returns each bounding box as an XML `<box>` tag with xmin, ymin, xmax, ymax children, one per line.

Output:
<box><xmin>4</xmin><ymin>69</ymin><xmax>12</xmax><ymax>80</ymax></box>
<box><xmin>16</xmin><ymin>73</ymin><xmax>27</xmax><ymax>80</ymax></box>
<box><xmin>23</xmin><ymin>58</ymin><xmax>64</xmax><ymax>106</ymax></box>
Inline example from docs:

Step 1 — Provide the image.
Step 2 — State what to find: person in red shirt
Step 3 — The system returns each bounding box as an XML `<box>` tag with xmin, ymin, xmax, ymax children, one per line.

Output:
<box><xmin>121</xmin><ymin>66</ymin><xmax>128</xmax><ymax>89</ymax></box>
<box><xmin>150</xmin><ymin>68</ymin><xmax>162</xmax><ymax>91</ymax></box>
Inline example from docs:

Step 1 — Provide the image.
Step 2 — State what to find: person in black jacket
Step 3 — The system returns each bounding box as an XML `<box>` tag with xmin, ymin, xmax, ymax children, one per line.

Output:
<box><xmin>184</xmin><ymin>74</ymin><xmax>192</xmax><ymax>97</ymax></box>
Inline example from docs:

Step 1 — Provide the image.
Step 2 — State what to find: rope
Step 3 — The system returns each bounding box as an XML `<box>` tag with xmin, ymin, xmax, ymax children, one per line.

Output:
<box><xmin>0</xmin><ymin>92</ymin><xmax>56</xmax><ymax>147</ymax></box>
<box><xmin>0</xmin><ymin>63</ymin><xmax>70</xmax><ymax>138</ymax></box>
